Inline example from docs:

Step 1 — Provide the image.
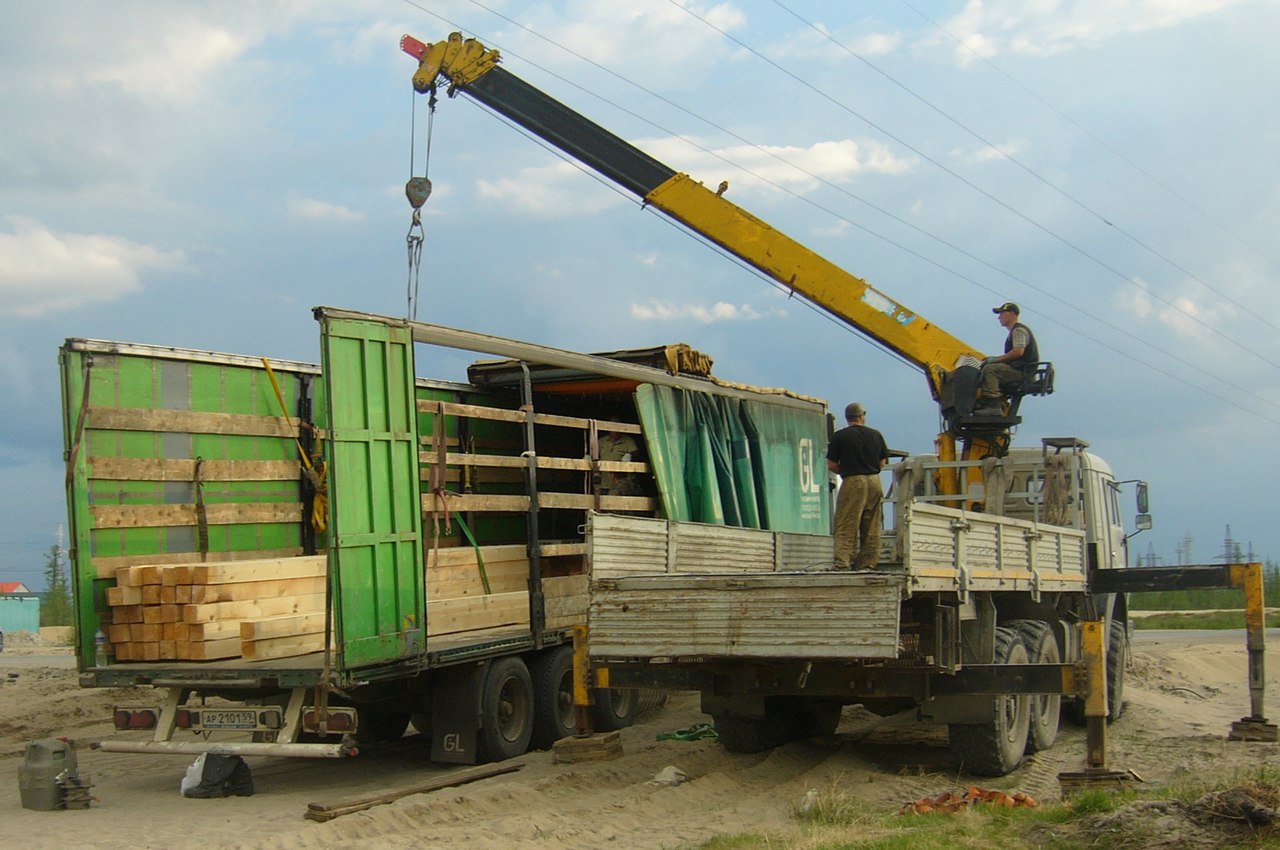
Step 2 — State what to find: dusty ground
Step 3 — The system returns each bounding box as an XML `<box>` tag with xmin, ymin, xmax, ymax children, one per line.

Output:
<box><xmin>0</xmin><ymin>629</ymin><xmax>1276</xmax><ymax>850</ymax></box>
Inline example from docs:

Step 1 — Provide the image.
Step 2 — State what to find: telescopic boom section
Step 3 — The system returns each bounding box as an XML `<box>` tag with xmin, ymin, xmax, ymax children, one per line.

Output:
<box><xmin>401</xmin><ymin>33</ymin><xmax>981</xmax><ymax>401</ymax></box>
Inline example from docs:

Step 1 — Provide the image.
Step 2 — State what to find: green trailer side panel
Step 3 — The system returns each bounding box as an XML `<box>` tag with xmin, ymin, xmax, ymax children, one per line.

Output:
<box><xmin>59</xmin><ymin>341</ymin><xmax>324</xmax><ymax>669</ymax></box>
<box><xmin>320</xmin><ymin>317</ymin><xmax>425</xmax><ymax>670</ymax></box>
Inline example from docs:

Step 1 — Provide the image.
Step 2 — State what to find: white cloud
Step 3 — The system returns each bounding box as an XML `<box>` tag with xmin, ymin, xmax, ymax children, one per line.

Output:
<box><xmin>476</xmin><ymin>162</ymin><xmax>624</xmax><ymax>217</ymax></box>
<box><xmin>0</xmin><ymin>217</ymin><xmax>184</xmax><ymax>318</ymax></box>
<box><xmin>951</xmin><ymin>138</ymin><xmax>1027</xmax><ymax>165</ymax></box>
<box><xmin>289</xmin><ymin>197</ymin><xmax>366</xmax><ymax>222</ymax></box>
<box><xmin>942</xmin><ymin>0</ymin><xmax>1239</xmax><ymax>60</ymax></box>
<box><xmin>629</xmin><ymin>299</ymin><xmax>786</xmax><ymax>323</ymax></box>
<box><xmin>1115</xmin><ymin>277</ymin><xmax>1234</xmax><ymax>341</ymax></box>
<box><xmin>644</xmin><ymin>137</ymin><xmax>914</xmax><ymax>194</ymax></box>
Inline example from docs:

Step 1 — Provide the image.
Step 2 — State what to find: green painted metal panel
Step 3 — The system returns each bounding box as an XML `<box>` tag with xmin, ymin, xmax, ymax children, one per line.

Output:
<box><xmin>636</xmin><ymin>385</ymin><xmax>830</xmax><ymax>534</ymax></box>
<box><xmin>59</xmin><ymin>341</ymin><xmax>324</xmax><ymax>668</ymax></box>
<box><xmin>320</xmin><ymin>317</ymin><xmax>425</xmax><ymax>670</ymax></box>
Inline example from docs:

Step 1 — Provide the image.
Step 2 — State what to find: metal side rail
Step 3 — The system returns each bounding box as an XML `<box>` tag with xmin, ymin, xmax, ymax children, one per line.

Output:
<box><xmin>1094</xmin><ymin>562</ymin><xmax>1276</xmax><ymax>742</ymax></box>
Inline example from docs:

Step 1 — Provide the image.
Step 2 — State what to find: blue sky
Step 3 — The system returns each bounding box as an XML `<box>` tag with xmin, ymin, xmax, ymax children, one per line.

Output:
<box><xmin>1</xmin><ymin>0</ymin><xmax>1277</xmax><ymax>589</ymax></box>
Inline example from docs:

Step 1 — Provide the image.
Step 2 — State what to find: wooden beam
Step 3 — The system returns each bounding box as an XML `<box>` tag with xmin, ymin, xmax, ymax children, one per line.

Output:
<box><xmin>182</xmin><ymin>593</ymin><xmax>326</xmax><ymax>624</ymax></box>
<box><xmin>189</xmin><ymin>576</ymin><xmax>326</xmax><ymax>604</ymax></box>
<box><xmin>190</xmin><ymin>555</ymin><xmax>326</xmax><ymax>585</ymax></box>
<box><xmin>91</xmin><ymin>502</ymin><xmax>302</xmax><ymax>530</ymax></box>
<box><xmin>86</xmin><ymin>406</ymin><xmax>298</xmax><ymax>438</ymax></box>
<box><xmin>88</xmin><ymin>457</ymin><xmax>300</xmax><ymax>482</ymax></box>
<box><xmin>239</xmin><ymin>612</ymin><xmax>327</xmax><ymax>642</ymax></box>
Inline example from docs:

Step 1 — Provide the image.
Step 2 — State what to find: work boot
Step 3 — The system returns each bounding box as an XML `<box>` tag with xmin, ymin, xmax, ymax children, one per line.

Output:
<box><xmin>225</xmin><ymin>758</ymin><xmax>254</xmax><ymax>797</ymax></box>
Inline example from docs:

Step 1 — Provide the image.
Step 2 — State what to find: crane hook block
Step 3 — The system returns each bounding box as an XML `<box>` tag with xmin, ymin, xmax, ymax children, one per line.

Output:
<box><xmin>405</xmin><ymin>176</ymin><xmax>433</xmax><ymax>210</ymax></box>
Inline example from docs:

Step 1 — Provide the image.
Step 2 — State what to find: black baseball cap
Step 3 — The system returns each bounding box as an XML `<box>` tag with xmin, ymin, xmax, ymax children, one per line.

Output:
<box><xmin>992</xmin><ymin>302</ymin><xmax>1020</xmax><ymax>315</ymax></box>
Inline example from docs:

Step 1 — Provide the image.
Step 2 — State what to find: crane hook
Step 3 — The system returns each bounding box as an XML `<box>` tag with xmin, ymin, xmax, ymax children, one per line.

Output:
<box><xmin>406</xmin><ymin>176</ymin><xmax>433</xmax><ymax>210</ymax></box>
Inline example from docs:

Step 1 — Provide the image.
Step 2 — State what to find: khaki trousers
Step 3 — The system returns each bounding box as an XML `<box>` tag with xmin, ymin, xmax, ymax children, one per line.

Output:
<box><xmin>833</xmin><ymin>474</ymin><xmax>883</xmax><ymax>569</ymax></box>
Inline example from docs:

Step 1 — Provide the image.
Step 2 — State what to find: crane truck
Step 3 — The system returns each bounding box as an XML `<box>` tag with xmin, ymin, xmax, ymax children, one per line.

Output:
<box><xmin>401</xmin><ymin>32</ymin><xmax>1274</xmax><ymax>776</ymax></box>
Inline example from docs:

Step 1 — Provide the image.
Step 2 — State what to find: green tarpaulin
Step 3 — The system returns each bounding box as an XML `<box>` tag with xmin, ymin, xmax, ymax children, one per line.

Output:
<box><xmin>635</xmin><ymin>385</ymin><xmax>830</xmax><ymax>534</ymax></box>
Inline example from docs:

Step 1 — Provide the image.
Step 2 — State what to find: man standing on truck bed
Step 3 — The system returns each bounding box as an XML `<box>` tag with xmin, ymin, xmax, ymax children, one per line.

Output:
<box><xmin>977</xmin><ymin>301</ymin><xmax>1039</xmax><ymax>414</ymax></box>
<box><xmin>826</xmin><ymin>402</ymin><xmax>889</xmax><ymax>570</ymax></box>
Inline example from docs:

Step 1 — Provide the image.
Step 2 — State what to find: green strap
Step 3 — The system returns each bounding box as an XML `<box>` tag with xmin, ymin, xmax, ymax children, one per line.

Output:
<box><xmin>453</xmin><ymin>512</ymin><xmax>490</xmax><ymax>595</ymax></box>
<box><xmin>656</xmin><ymin>722</ymin><xmax>719</xmax><ymax>741</ymax></box>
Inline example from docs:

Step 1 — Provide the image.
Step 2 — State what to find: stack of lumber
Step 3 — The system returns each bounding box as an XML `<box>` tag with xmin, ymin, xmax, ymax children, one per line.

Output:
<box><xmin>426</xmin><ymin>544</ymin><xmax>588</xmax><ymax>636</ymax></box>
<box><xmin>104</xmin><ymin>555</ymin><xmax>327</xmax><ymax>662</ymax></box>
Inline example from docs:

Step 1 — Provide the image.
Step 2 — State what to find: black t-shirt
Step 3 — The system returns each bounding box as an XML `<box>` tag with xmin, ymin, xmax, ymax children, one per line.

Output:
<box><xmin>826</xmin><ymin>424</ymin><xmax>889</xmax><ymax>476</ymax></box>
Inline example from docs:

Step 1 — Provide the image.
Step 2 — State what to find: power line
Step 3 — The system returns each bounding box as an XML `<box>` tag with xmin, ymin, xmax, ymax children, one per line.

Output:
<box><xmin>671</xmin><ymin>0</ymin><xmax>1280</xmax><ymax>375</ymax></box>
<box><xmin>893</xmin><ymin>0</ymin><xmax>1280</xmax><ymax>277</ymax></box>
<box><xmin>771</xmin><ymin>0</ymin><xmax>1280</xmax><ymax>339</ymax></box>
<box><xmin>398</xmin><ymin>2</ymin><xmax>1280</xmax><ymax>424</ymax></box>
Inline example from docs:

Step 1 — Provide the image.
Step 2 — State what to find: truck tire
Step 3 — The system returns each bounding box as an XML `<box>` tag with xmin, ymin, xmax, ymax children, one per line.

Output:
<box><xmin>949</xmin><ymin>626</ymin><xmax>1030</xmax><ymax>776</ymax></box>
<box><xmin>591</xmin><ymin>686</ymin><xmax>638</xmax><ymax>732</ymax></box>
<box><xmin>1007</xmin><ymin>619</ymin><xmax>1061</xmax><ymax>752</ymax></box>
<box><xmin>529</xmin><ymin>646</ymin><xmax>575</xmax><ymax>749</ymax></box>
<box><xmin>1106</xmin><ymin>615</ymin><xmax>1128</xmax><ymax>722</ymax></box>
<box><xmin>477</xmin><ymin>657</ymin><xmax>534</xmax><ymax>762</ymax></box>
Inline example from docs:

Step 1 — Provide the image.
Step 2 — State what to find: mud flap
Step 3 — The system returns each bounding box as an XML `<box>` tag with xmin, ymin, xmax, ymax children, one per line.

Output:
<box><xmin>920</xmin><ymin>695</ymin><xmax>998</xmax><ymax>725</ymax></box>
<box><xmin>430</xmin><ymin>664</ymin><xmax>484</xmax><ymax>764</ymax></box>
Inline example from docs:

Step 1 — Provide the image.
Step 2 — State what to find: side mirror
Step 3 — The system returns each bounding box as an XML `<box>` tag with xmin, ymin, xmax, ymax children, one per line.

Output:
<box><xmin>1134</xmin><ymin>514</ymin><xmax>1153</xmax><ymax>531</ymax></box>
<box><xmin>1135</xmin><ymin>481</ymin><xmax>1149</xmax><ymax>514</ymax></box>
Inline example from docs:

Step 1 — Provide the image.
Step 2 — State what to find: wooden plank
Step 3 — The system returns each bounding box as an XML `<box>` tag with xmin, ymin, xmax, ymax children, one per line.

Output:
<box><xmin>91</xmin><ymin>502</ymin><xmax>302</xmax><ymax>530</ymax></box>
<box><xmin>544</xmin><ymin>575</ymin><xmax>588</xmax><ymax>630</ymax></box>
<box><xmin>241</xmin><ymin>632</ymin><xmax>328</xmax><ymax>661</ymax></box>
<box><xmin>427</xmin><ymin>591</ymin><xmax>529</xmax><ymax>637</ymax></box>
<box><xmin>142</xmin><ymin>604</ymin><xmax>181</xmax><ymax>624</ymax></box>
<box><xmin>428</xmin><ymin>558</ymin><xmax>530</xmax><ymax>599</ymax></box>
<box><xmin>420</xmin><ymin>401</ymin><xmax>641</xmax><ymax>434</ymax></box>
<box><xmin>182</xmin><ymin>593</ymin><xmax>327</xmax><ymax>624</ymax></box>
<box><xmin>190</xmin><ymin>555</ymin><xmax>326</xmax><ymax>585</ymax></box>
<box><xmin>159</xmin><ymin>640</ymin><xmax>178</xmax><ymax>660</ymax></box>
<box><xmin>179</xmin><ymin>637</ymin><xmax>241</xmax><ymax>660</ymax></box>
<box><xmin>189</xmin><ymin>575</ymin><xmax>326</xmax><ymax>604</ymax></box>
<box><xmin>86</xmin><ymin>406</ymin><xmax>298</xmax><ymax>438</ymax></box>
<box><xmin>141</xmin><ymin>585</ymin><xmax>164</xmax><ymax>605</ymax></box>
<box><xmin>161</xmin><ymin>566</ymin><xmax>194</xmax><ymax>586</ymax></box>
<box><xmin>420</xmin><ymin>493</ymin><xmax>656</xmax><ymax>513</ymax></box>
<box><xmin>112</xmin><ymin>605</ymin><xmax>144</xmax><ymax>624</ymax></box>
<box><xmin>129</xmin><ymin>623</ymin><xmax>162</xmax><ymax>642</ymax></box>
<box><xmin>427</xmin><ymin>544</ymin><xmax>526</xmax><ymax>568</ymax></box>
<box><xmin>106</xmin><ymin>585</ymin><xmax>143</xmax><ymax>606</ymax></box>
<box><xmin>89</xmin><ymin>457</ymin><xmax>300</xmax><ymax>482</ymax></box>
<box><xmin>185</xmin><ymin>620</ymin><xmax>242</xmax><ymax>641</ymax></box>
<box><xmin>92</xmin><ymin>548</ymin><xmax>305</xmax><ymax>580</ymax></box>
<box><xmin>106</xmin><ymin>625</ymin><xmax>131</xmax><ymax>644</ymax></box>
<box><xmin>239</xmin><ymin>612</ymin><xmax>327</xmax><ymax>642</ymax></box>
<box><xmin>304</xmin><ymin>763</ymin><xmax>524</xmax><ymax>822</ymax></box>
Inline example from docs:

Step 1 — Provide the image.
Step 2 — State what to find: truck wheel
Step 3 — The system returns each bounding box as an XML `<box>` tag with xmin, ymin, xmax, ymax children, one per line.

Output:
<box><xmin>529</xmin><ymin>646</ymin><xmax>575</xmax><ymax>749</ymax></box>
<box><xmin>1106</xmin><ymin>615</ymin><xmax>1128</xmax><ymax>722</ymax></box>
<box><xmin>355</xmin><ymin>708</ymin><xmax>410</xmax><ymax>743</ymax></box>
<box><xmin>1008</xmin><ymin>619</ymin><xmax>1061</xmax><ymax>752</ymax></box>
<box><xmin>591</xmin><ymin>686</ymin><xmax>638</xmax><ymax>732</ymax></box>
<box><xmin>949</xmin><ymin>627</ymin><xmax>1030</xmax><ymax>776</ymax></box>
<box><xmin>477</xmin><ymin>657</ymin><xmax>534</xmax><ymax>762</ymax></box>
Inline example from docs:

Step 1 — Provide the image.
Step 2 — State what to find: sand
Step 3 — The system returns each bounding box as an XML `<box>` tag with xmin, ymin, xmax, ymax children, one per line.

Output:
<box><xmin>0</xmin><ymin>629</ymin><xmax>1275</xmax><ymax>849</ymax></box>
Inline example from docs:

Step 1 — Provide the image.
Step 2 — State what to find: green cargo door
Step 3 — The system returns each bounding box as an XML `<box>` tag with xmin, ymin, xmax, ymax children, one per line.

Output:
<box><xmin>319</xmin><ymin>315</ymin><xmax>425</xmax><ymax>670</ymax></box>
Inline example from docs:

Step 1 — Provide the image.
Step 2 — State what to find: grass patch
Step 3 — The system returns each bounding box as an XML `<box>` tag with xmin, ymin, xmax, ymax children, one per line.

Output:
<box><xmin>683</xmin><ymin>770</ymin><xmax>1280</xmax><ymax>850</ymax></box>
<box><xmin>1131</xmin><ymin>611</ymin><xmax>1280</xmax><ymax>630</ymax></box>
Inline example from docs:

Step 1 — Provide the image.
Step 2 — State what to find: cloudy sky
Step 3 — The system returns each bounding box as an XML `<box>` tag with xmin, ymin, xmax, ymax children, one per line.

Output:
<box><xmin>2</xmin><ymin>0</ymin><xmax>1277</xmax><ymax>589</ymax></box>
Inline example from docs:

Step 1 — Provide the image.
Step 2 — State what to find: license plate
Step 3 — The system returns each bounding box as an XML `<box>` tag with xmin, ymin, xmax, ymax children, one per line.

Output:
<box><xmin>198</xmin><ymin>709</ymin><xmax>259</xmax><ymax>730</ymax></box>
